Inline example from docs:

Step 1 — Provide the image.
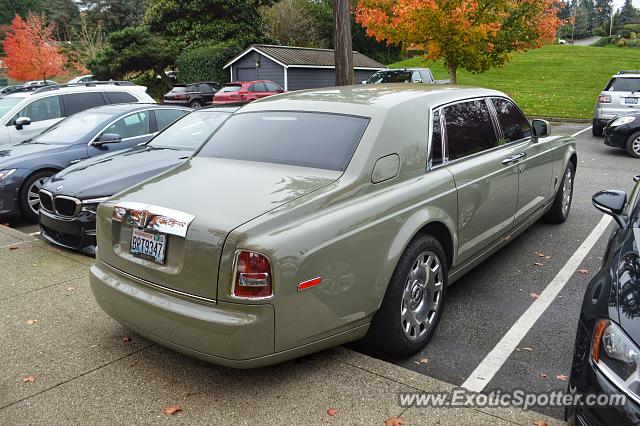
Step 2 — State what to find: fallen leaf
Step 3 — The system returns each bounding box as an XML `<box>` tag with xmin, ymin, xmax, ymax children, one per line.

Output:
<box><xmin>66</xmin><ymin>287</ymin><xmax>76</xmax><ymax>291</ymax></box>
<box><xmin>556</xmin><ymin>374</ymin><xmax>569</xmax><ymax>381</ymax></box>
<box><xmin>534</xmin><ymin>421</ymin><xmax>548</xmax><ymax>426</ymax></box>
<box><xmin>22</xmin><ymin>375</ymin><xmax>35</xmax><ymax>383</ymax></box>
<box><xmin>162</xmin><ymin>404</ymin><xmax>182</xmax><ymax>415</ymax></box>
<box><xmin>539</xmin><ymin>372</ymin><xmax>547</xmax><ymax>378</ymax></box>
<box><xmin>26</xmin><ymin>319</ymin><xmax>38</xmax><ymax>325</ymax></box>
<box><xmin>90</xmin><ymin>344</ymin><xmax>99</xmax><ymax>348</ymax></box>
<box><xmin>327</xmin><ymin>408</ymin><xmax>337</xmax><ymax>416</ymax></box>
<box><xmin>536</xmin><ymin>252</ymin><xmax>545</xmax><ymax>257</ymax></box>
<box><xmin>385</xmin><ymin>418</ymin><xmax>406</xmax><ymax>426</ymax></box>
<box><xmin>545</xmin><ymin>256</ymin><xmax>551</xmax><ymax>260</ymax></box>
<box><xmin>1</xmin><ymin>222</ymin><xmax>10</xmax><ymax>227</ymax></box>
<box><xmin>534</xmin><ymin>262</ymin><xmax>544</xmax><ymax>267</ymax></box>
<box><xmin>577</xmin><ymin>269</ymin><xmax>589</xmax><ymax>275</ymax></box>
<box><xmin>530</xmin><ymin>293</ymin><xmax>540</xmax><ymax>300</ymax></box>
<box><xmin>8</xmin><ymin>246</ymin><xmax>18</xmax><ymax>250</ymax></box>
<box><xmin>419</xmin><ymin>357</ymin><xmax>429</xmax><ymax>364</ymax></box>
<box><xmin>523</xmin><ymin>347</ymin><xmax>533</xmax><ymax>352</ymax></box>
<box><xmin>122</xmin><ymin>336</ymin><xmax>131</xmax><ymax>344</ymax></box>
<box><xmin>31</xmin><ymin>264</ymin><xmax>37</xmax><ymax>267</ymax></box>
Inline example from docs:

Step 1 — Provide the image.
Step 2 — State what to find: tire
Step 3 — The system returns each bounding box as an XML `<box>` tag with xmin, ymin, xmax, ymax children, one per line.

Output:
<box><xmin>19</xmin><ymin>170</ymin><xmax>54</xmax><ymax>222</ymax></box>
<box><xmin>189</xmin><ymin>100</ymin><xmax>202</xmax><ymax>109</ymax></box>
<box><xmin>544</xmin><ymin>161</ymin><xmax>575</xmax><ymax>224</ymax></box>
<box><xmin>363</xmin><ymin>234</ymin><xmax>448</xmax><ymax>356</ymax></box>
<box><xmin>626</xmin><ymin>131</ymin><xmax>640</xmax><ymax>159</ymax></box>
<box><xmin>592</xmin><ymin>125</ymin><xmax>603</xmax><ymax>137</ymax></box>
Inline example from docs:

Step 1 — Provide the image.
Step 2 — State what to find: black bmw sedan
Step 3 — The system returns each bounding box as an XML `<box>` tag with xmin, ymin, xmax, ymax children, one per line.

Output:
<box><xmin>604</xmin><ymin>113</ymin><xmax>640</xmax><ymax>158</ymax></box>
<box><xmin>567</xmin><ymin>177</ymin><xmax>640</xmax><ymax>425</ymax></box>
<box><xmin>0</xmin><ymin>104</ymin><xmax>190</xmax><ymax>222</ymax></box>
<box><xmin>39</xmin><ymin>106</ymin><xmax>236</xmax><ymax>254</ymax></box>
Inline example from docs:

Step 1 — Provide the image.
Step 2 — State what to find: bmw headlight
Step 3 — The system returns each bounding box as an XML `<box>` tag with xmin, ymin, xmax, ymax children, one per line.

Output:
<box><xmin>592</xmin><ymin>319</ymin><xmax>640</xmax><ymax>402</ymax></box>
<box><xmin>0</xmin><ymin>169</ymin><xmax>16</xmax><ymax>182</ymax></box>
<box><xmin>609</xmin><ymin>116</ymin><xmax>636</xmax><ymax>127</ymax></box>
<box><xmin>81</xmin><ymin>197</ymin><xmax>108</xmax><ymax>214</ymax></box>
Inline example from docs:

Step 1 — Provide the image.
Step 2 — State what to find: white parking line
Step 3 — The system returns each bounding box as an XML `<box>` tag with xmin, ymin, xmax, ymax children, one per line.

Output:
<box><xmin>571</xmin><ymin>125</ymin><xmax>593</xmax><ymax>138</ymax></box>
<box><xmin>462</xmin><ymin>214</ymin><xmax>612</xmax><ymax>392</ymax></box>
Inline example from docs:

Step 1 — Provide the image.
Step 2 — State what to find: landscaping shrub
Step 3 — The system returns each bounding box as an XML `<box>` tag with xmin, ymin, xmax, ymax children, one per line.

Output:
<box><xmin>593</xmin><ymin>27</ymin><xmax>606</xmax><ymax>37</ymax></box>
<box><xmin>176</xmin><ymin>41</ymin><xmax>242</xmax><ymax>84</ymax></box>
<box><xmin>617</xmin><ymin>29</ymin><xmax>632</xmax><ymax>39</ymax></box>
<box><xmin>618</xmin><ymin>38</ymin><xmax>627</xmax><ymax>47</ymax></box>
<box><xmin>592</xmin><ymin>36</ymin><xmax>613</xmax><ymax>47</ymax></box>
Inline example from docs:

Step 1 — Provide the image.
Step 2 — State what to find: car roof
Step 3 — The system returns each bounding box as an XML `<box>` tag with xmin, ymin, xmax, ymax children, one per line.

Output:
<box><xmin>1</xmin><ymin>84</ymin><xmax>146</xmax><ymax>100</ymax></box>
<box><xmin>613</xmin><ymin>74</ymin><xmax>640</xmax><ymax>78</ymax></box>
<box><xmin>240</xmin><ymin>84</ymin><xmax>506</xmax><ymax>116</ymax></box>
<box><xmin>84</xmin><ymin>103</ymin><xmax>179</xmax><ymax>114</ymax></box>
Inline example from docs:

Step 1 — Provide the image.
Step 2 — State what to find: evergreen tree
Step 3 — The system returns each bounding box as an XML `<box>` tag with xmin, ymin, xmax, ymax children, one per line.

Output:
<box><xmin>619</xmin><ymin>0</ymin><xmax>639</xmax><ymax>24</ymax></box>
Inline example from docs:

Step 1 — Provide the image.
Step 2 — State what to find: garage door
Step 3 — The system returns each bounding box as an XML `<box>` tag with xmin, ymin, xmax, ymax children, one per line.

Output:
<box><xmin>236</xmin><ymin>67</ymin><xmax>257</xmax><ymax>82</ymax></box>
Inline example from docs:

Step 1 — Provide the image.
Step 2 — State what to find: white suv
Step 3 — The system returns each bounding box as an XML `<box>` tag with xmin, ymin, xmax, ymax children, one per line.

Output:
<box><xmin>0</xmin><ymin>82</ymin><xmax>155</xmax><ymax>145</ymax></box>
<box><xmin>593</xmin><ymin>71</ymin><xmax>640</xmax><ymax>136</ymax></box>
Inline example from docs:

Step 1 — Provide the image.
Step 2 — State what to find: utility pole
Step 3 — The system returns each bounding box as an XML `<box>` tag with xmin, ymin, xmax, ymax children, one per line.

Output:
<box><xmin>333</xmin><ymin>0</ymin><xmax>354</xmax><ymax>86</ymax></box>
<box><xmin>571</xmin><ymin>5</ymin><xmax>576</xmax><ymax>44</ymax></box>
<box><xmin>609</xmin><ymin>5</ymin><xmax>615</xmax><ymax>37</ymax></box>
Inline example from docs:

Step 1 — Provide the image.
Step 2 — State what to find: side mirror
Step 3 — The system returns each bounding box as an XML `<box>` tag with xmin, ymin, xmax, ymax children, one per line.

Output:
<box><xmin>592</xmin><ymin>190</ymin><xmax>628</xmax><ymax>228</ymax></box>
<box><xmin>14</xmin><ymin>116</ymin><xmax>31</xmax><ymax>130</ymax></box>
<box><xmin>93</xmin><ymin>133</ymin><xmax>122</xmax><ymax>146</ymax></box>
<box><xmin>532</xmin><ymin>119</ymin><xmax>550</xmax><ymax>138</ymax></box>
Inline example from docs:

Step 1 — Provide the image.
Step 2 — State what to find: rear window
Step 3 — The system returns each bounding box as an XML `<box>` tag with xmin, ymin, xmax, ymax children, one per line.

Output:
<box><xmin>106</xmin><ymin>92</ymin><xmax>138</xmax><ymax>103</ymax></box>
<box><xmin>219</xmin><ymin>86</ymin><xmax>241</xmax><ymax>93</ymax></box>
<box><xmin>197</xmin><ymin>112</ymin><xmax>369</xmax><ymax>171</ymax></box>
<box><xmin>606</xmin><ymin>77</ymin><xmax>640</xmax><ymax>92</ymax></box>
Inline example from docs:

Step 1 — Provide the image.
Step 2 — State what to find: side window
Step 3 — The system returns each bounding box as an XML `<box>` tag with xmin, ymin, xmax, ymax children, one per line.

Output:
<box><xmin>18</xmin><ymin>96</ymin><xmax>62</xmax><ymax>123</ymax></box>
<box><xmin>105</xmin><ymin>92</ymin><xmax>138</xmax><ymax>104</ymax></box>
<box><xmin>429</xmin><ymin>109</ymin><xmax>443</xmax><ymax>168</ymax></box>
<box><xmin>63</xmin><ymin>92</ymin><xmax>105</xmax><ymax>116</ymax></box>
<box><xmin>491</xmin><ymin>98</ymin><xmax>532</xmax><ymax>144</ymax></box>
<box><xmin>443</xmin><ymin>100</ymin><xmax>497</xmax><ymax>161</ymax></box>
<box><xmin>155</xmin><ymin>109</ymin><xmax>188</xmax><ymax>131</ymax></box>
<box><xmin>248</xmin><ymin>84</ymin><xmax>256</xmax><ymax>92</ymax></box>
<box><xmin>253</xmin><ymin>82</ymin><xmax>267</xmax><ymax>92</ymax></box>
<box><xmin>201</xmin><ymin>84</ymin><xmax>214</xmax><ymax>93</ymax></box>
<box><xmin>103</xmin><ymin>111</ymin><xmax>150</xmax><ymax>139</ymax></box>
<box><xmin>420</xmin><ymin>70</ymin><xmax>433</xmax><ymax>83</ymax></box>
<box><xmin>411</xmin><ymin>71</ymin><xmax>423</xmax><ymax>83</ymax></box>
<box><xmin>265</xmin><ymin>82</ymin><xmax>280</xmax><ymax>92</ymax></box>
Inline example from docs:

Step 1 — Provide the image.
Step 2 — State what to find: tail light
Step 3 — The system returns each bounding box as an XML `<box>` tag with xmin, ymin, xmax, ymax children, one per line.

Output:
<box><xmin>232</xmin><ymin>250</ymin><xmax>273</xmax><ymax>299</ymax></box>
<box><xmin>598</xmin><ymin>95</ymin><xmax>611</xmax><ymax>103</ymax></box>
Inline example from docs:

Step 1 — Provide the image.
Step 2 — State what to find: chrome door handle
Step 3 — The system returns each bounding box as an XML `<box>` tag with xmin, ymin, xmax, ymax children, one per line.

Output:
<box><xmin>501</xmin><ymin>152</ymin><xmax>527</xmax><ymax>165</ymax></box>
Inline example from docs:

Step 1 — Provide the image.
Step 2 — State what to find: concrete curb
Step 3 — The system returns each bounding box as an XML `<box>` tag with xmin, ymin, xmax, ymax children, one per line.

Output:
<box><xmin>531</xmin><ymin>116</ymin><xmax>591</xmax><ymax>124</ymax></box>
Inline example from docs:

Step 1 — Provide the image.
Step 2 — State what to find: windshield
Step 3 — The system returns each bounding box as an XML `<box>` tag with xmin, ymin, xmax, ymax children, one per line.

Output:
<box><xmin>149</xmin><ymin>110</ymin><xmax>231</xmax><ymax>150</ymax></box>
<box><xmin>197</xmin><ymin>112</ymin><xmax>369</xmax><ymax>171</ymax></box>
<box><xmin>219</xmin><ymin>86</ymin><xmax>241</xmax><ymax>93</ymax></box>
<box><xmin>607</xmin><ymin>77</ymin><xmax>640</xmax><ymax>92</ymax></box>
<box><xmin>0</xmin><ymin>97</ymin><xmax>22</xmax><ymax>117</ymax></box>
<box><xmin>366</xmin><ymin>70</ymin><xmax>410</xmax><ymax>84</ymax></box>
<box><xmin>34</xmin><ymin>110</ymin><xmax>112</xmax><ymax>144</ymax></box>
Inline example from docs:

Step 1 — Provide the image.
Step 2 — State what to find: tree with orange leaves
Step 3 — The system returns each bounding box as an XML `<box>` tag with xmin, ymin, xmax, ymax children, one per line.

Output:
<box><xmin>2</xmin><ymin>14</ymin><xmax>65</xmax><ymax>82</ymax></box>
<box><xmin>356</xmin><ymin>0</ymin><xmax>561</xmax><ymax>84</ymax></box>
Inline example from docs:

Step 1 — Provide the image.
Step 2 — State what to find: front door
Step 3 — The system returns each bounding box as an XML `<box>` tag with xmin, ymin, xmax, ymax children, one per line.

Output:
<box><xmin>87</xmin><ymin>110</ymin><xmax>155</xmax><ymax>157</ymax></box>
<box><xmin>7</xmin><ymin>95</ymin><xmax>63</xmax><ymax>144</ymax></box>
<box><xmin>443</xmin><ymin>99</ymin><xmax>519</xmax><ymax>265</ymax></box>
<box><xmin>490</xmin><ymin>97</ymin><xmax>554</xmax><ymax>224</ymax></box>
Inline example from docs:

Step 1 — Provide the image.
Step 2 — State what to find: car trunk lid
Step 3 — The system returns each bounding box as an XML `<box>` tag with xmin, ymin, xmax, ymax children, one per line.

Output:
<box><xmin>97</xmin><ymin>158</ymin><xmax>340</xmax><ymax>300</ymax></box>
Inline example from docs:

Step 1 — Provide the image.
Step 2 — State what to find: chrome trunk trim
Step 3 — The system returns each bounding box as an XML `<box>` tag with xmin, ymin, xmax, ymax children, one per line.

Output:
<box><xmin>111</xmin><ymin>201</ymin><xmax>195</xmax><ymax>237</ymax></box>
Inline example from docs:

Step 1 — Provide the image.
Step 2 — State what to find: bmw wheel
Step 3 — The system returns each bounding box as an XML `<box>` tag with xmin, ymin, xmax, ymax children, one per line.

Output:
<box><xmin>19</xmin><ymin>170</ymin><xmax>54</xmax><ymax>222</ymax></box>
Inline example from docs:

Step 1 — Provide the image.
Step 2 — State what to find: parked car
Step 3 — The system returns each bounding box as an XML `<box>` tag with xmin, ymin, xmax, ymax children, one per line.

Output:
<box><xmin>593</xmin><ymin>70</ymin><xmax>640</xmax><ymax>136</ymax></box>
<box><xmin>163</xmin><ymin>82</ymin><xmax>220</xmax><ymax>109</ymax></box>
<box><xmin>602</xmin><ymin>112</ymin><xmax>640</xmax><ymax>158</ymax></box>
<box><xmin>39</xmin><ymin>106</ymin><xmax>236</xmax><ymax>254</ymax></box>
<box><xmin>211</xmin><ymin>80</ymin><xmax>283</xmax><ymax>105</ymax></box>
<box><xmin>0</xmin><ymin>85</ymin><xmax>22</xmax><ymax>97</ymax></box>
<box><xmin>0</xmin><ymin>82</ymin><xmax>155</xmax><ymax>146</ymax></box>
<box><xmin>89</xmin><ymin>85</ymin><xmax>576</xmax><ymax>368</ymax></box>
<box><xmin>363</xmin><ymin>68</ymin><xmax>450</xmax><ymax>85</ymax></box>
<box><xmin>67</xmin><ymin>75</ymin><xmax>95</xmax><ymax>84</ymax></box>
<box><xmin>22</xmin><ymin>80</ymin><xmax>59</xmax><ymax>87</ymax></box>
<box><xmin>567</xmin><ymin>176</ymin><xmax>640</xmax><ymax>426</ymax></box>
<box><xmin>0</xmin><ymin>104</ymin><xmax>190</xmax><ymax>222</ymax></box>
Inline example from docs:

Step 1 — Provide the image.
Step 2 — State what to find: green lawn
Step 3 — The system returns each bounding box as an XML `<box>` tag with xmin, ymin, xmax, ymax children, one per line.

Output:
<box><xmin>389</xmin><ymin>45</ymin><xmax>640</xmax><ymax>119</ymax></box>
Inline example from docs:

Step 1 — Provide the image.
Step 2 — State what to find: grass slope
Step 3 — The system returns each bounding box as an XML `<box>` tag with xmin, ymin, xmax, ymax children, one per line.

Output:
<box><xmin>389</xmin><ymin>45</ymin><xmax>640</xmax><ymax>119</ymax></box>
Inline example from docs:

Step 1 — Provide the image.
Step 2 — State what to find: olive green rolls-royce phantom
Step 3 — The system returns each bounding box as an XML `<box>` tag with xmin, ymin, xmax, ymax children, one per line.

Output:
<box><xmin>89</xmin><ymin>84</ymin><xmax>576</xmax><ymax>368</ymax></box>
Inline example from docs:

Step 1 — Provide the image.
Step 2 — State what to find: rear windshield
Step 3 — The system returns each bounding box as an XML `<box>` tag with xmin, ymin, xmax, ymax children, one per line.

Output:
<box><xmin>606</xmin><ymin>77</ymin><xmax>640</xmax><ymax>92</ymax></box>
<box><xmin>149</xmin><ymin>110</ymin><xmax>231</xmax><ymax>151</ymax></box>
<box><xmin>366</xmin><ymin>70</ymin><xmax>411</xmax><ymax>84</ymax></box>
<box><xmin>219</xmin><ymin>86</ymin><xmax>241</xmax><ymax>93</ymax></box>
<box><xmin>197</xmin><ymin>112</ymin><xmax>369</xmax><ymax>171</ymax></box>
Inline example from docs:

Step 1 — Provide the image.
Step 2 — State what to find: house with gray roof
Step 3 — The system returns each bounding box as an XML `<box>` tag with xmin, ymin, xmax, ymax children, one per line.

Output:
<box><xmin>223</xmin><ymin>44</ymin><xmax>386</xmax><ymax>91</ymax></box>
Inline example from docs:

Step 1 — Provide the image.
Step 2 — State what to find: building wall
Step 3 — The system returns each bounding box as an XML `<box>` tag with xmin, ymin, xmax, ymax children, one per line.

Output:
<box><xmin>287</xmin><ymin>68</ymin><xmax>380</xmax><ymax>91</ymax></box>
<box><xmin>231</xmin><ymin>53</ymin><xmax>285</xmax><ymax>88</ymax></box>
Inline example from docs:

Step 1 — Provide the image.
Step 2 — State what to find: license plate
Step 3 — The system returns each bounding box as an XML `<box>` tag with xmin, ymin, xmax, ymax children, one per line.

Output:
<box><xmin>626</xmin><ymin>97</ymin><xmax>638</xmax><ymax>104</ymax></box>
<box><xmin>130</xmin><ymin>229</ymin><xmax>167</xmax><ymax>264</ymax></box>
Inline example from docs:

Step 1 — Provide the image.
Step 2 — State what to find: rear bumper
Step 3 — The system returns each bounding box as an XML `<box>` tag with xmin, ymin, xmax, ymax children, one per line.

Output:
<box><xmin>40</xmin><ymin>209</ymin><xmax>96</xmax><ymax>253</ymax></box>
<box><xmin>90</xmin><ymin>261</ymin><xmax>277</xmax><ymax>367</ymax></box>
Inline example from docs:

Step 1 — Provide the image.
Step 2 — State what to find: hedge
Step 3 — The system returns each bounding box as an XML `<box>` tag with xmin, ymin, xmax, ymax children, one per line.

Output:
<box><xmin>176</xmin><ymin>41</ymin><xmax>242</xmax><ymax>84</ymax></box>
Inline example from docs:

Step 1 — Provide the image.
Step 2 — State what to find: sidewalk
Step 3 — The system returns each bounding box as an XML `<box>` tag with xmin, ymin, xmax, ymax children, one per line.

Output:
<box><xmin>0</xmin><ymin>224</ymin><xmax>562</xmax><ymax>425</ymax></box>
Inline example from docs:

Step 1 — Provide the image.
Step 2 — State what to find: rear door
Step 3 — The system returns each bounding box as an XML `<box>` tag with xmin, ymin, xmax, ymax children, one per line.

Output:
<box><xmin>6</xmin><ymin>95</ymin><xmax>63</xmax><ymax>143</ymax></box>
<box><xmin>443</xmin><ymin>98</ymin><xmax>519</xmax><ymax>265</ymax></box>
<box><xmin>61</xmin><ymin>92</ymin><xmax>106</xmax><ymax>117</ymax></box>
<box><xmin>490</xmin><ymin>97</ymin><xmax>554</xmax><ymax>224</ymax></box>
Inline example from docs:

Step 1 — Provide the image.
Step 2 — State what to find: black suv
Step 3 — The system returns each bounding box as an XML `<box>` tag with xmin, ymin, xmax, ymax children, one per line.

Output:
<box><xmin>163</xmin><ymin>82</ymin><xmax>220</xmax><ymax>109</ymax></box>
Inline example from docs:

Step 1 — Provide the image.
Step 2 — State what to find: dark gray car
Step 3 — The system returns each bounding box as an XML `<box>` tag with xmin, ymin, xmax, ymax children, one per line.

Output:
<box><xmin>39</xmin><ymin>106</ymin><xmax>236</xmax><ymax>254</ymax></box>
<box><xmin>0</xmin><ymin>103</ymin><xmax>190</xmax><ymax>221</ymax></box>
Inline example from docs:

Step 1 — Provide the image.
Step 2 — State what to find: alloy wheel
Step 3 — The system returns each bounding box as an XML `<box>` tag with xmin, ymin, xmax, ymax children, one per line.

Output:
<box><xmin>191</xmin><ymin>101</ymin><xmax>202</xmax><ymax>109</ymax></box>
<box><xmin>400</xmin><ymin>251</ymin><xmax>444</xmax><ymax>341</ymax></box>
<box><xmin>27</xmin><ymin>177</ymin><xmax>47</xmax><ymax>216</ymax></box>
<box><xmin>561</xmin><ymin>166</ymin><xmax>573</xmax><ymax>216</ymax></box>
<box><xmin>633</xmin><ymin>136</ymin><xmax>640</xmax><ymax>157</ymax></box>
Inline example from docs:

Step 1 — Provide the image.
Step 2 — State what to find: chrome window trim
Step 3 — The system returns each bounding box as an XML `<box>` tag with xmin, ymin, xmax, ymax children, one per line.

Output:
<box><xmin>426</xmin><ymin>106</ymin><xmax>445</xmax><ymax>171</ymax></box>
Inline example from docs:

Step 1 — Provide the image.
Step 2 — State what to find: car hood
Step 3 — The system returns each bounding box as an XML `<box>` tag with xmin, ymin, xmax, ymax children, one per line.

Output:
<box><xmin>97</xmin><ymin>157</ymin><xmax>341</xmax><ymax>300</ymax></box>
<box><xmin>0</xmin><ymin>143</ymin><xmax>69</xmax><ymax>169</ymax></box>
<box><xmin>45</xmin><ymin>146</ymin><xmax>191</xmax><ymax>199</ymax></box>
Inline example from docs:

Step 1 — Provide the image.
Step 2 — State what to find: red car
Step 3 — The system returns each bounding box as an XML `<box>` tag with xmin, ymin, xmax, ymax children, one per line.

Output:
<box><xmin>211</xmin><ymin>80</ymin><xmax>284</xmax><ymax>105</ymax></box>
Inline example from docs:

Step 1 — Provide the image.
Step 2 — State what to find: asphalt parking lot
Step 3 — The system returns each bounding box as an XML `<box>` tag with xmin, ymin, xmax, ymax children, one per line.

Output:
<box><xmin>1</xmin><ymin>122</ymin><xmax>632</xmax><ymax>423</ymax></box>
<box><xmin>368</xmin><ymin>122</ymin><xmax>636</xmax><ymax>420</ymax></box>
